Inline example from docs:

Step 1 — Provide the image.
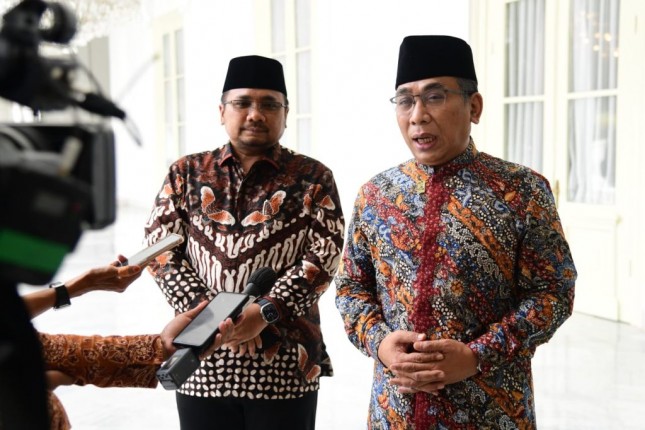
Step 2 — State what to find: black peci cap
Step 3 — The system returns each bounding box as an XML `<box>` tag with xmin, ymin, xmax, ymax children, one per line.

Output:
<box><xmin>395</xmin><ymin>35</ymin><xmax>477</xmax><ymax>89</ymax></box>
<box><xmin>222</xmin><ymin>55</ymin><xmax>287</xmax><ymax>96</ymax></box>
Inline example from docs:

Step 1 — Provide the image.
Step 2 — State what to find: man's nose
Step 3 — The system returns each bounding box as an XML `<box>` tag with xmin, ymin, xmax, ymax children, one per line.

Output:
<box><xmin>246</xmin><ymin>104</ymin><xmax>266</xmax><ymax>120</ymax></box>
<box><xmin>409</xmin><ymin>99</ymin><xmax>430</xmax><ymax>125</ymax></box>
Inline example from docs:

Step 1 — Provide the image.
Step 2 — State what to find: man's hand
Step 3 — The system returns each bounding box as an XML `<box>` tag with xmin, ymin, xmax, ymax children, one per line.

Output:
<box><xmin>223</xmin><ymin>303</ymin><xmax>267</xmax><ymax>357</ymax></box>
<box><xmin>160</xmin><ymin>301</ymin><xmax>234</xmax><ymax>360</ymax></box>
<box><xmin>378</xmin><ymin>331</ymin><xmax>445</xmax><ymax>394</ymax></box>
<box><xmin>389</xmin><ymin>338</ymin><xmax>478</xmax><ymax>394</ymax></box>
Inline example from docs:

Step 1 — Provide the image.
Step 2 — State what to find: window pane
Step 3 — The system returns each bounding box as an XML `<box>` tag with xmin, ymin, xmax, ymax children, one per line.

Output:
<box><xmin>567</xmin><ymin>96</ymin><xmax>616</xmax><ymax>204</ymax></box>
<box><xmin>505</xmin><ymin>0</ymin><xmax>545</xmax><ymax>97</ymax></box>
<box><xmin>164</xmin><ymin>80</ymin><xmax>173</xmax><ymax>123</ymax></box>
<box><xmin>297</xmin><ymin>51</ymin><xmax>311</xmax><ymax>113</ymax></box>
<box><xmin>569</xmin><ymin>0</ymin><xmax>620</xmax><ymax>92</ymax></box>
<box><xmin>165</xmin><ymin>124</ymin><xmax>174</xmax><ymax>164</ymax></box>
<box><xmin>176</xmin><ymin>77</ymin><xmax>185</xmax><ymax>122</ymax></box>
<box><xmin>175</xmin><ymin>29</ymin><xmax>184</xmax><ymax>75</ymax></box>
<box><xmin>505</xmin><ymin>102</ymin><xmax>544</xmax><ymax>172</ymax></box>
<box><xmin>178</xmin><ymin>124</ymin><xmax>186</xmax><ymax>156</ymax></box>
<box><xmin>271</xmin><ymin>0</ymin><xmax>286</xmax><ymax>52</ymax></box>
<box><xmin>295</xmin><ymin>0</ymin><xmax>310</xmax><ymax>47</ymax></box>
<box><xmin>297</xmin><ymin>117</ymin><xmax>311</xmax><ymax>154</ymax></box>
<box><xmin>163</xmin><ymin>33</ymin><xmax>171</xmax><ymax>77</ymax></box>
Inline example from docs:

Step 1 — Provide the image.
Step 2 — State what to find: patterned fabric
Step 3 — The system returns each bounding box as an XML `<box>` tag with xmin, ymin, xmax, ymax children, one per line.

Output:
<box><xmin>335</xmin><ymin>142</ymin><xmax>576</xmax><ymax>429</ymax></box>
<box><xmin>143</xmin><ymin>142</ymin><xmax>344</xmax><ymax>399</ymax></box>
<box><xmin>39</xmin><ymin>332</ymin><xmax>165</xmax><ymax>430</ymax></box>
<box><xmin>39</xmin><ymin>333</ymin><xmax>164</xmax><ymax>388</ymax></box>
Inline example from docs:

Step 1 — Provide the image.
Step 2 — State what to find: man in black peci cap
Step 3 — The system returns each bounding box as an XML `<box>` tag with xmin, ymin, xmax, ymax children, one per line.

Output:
<box><xmin>144</xmin><ymin>55</ymin><xmax>344</xmax><ymax>430</ymax></box>
<box><xmin>335</xmin><ymin>35</ymin><xmax>576</xmax><ymax>428</ymax></box>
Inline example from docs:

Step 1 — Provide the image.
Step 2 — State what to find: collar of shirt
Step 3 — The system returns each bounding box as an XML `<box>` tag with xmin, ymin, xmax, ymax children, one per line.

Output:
<box><xmin>217</xmin><ymin>142</ymin><xmax>282</xmax><ymax>171</ymax></box>
<box><xmin>415</xmin><ymin>138</ymin><xmax>479</xmax><ymax>177</ymax></box>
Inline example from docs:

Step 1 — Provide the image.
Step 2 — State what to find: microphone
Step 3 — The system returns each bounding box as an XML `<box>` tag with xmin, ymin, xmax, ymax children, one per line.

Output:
<box><xmin>156</xmin><ymin>267</ymin><xmax>277</xmax><ymax>390</ymax></box>
<box><xmin>241</xmin><ymin>267</ymin><xmax>278</xmax><ymax>297</ymax></box>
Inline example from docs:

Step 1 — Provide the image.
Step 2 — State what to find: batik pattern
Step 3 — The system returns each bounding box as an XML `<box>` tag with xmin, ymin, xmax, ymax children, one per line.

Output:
<box><xmin>144</xmin><ymin>143</ymin><xmax>344</xmax><ymax>399</ymax></box>
<box><xmin>40</xmin><ymin>332</ymin><xmax>164</xmax><ymax>430</ymax></box>
<box><xmin>335</xmin><ymin>143</ymin><xmax>576</xmax><ymax>429</ymax></box>
<box><xmin>39</xmin><ymin>332</ymin><xmax>163</xmax><ymax>388</ymax></box>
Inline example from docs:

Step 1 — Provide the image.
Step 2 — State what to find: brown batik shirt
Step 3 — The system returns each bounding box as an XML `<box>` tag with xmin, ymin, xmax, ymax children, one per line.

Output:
<box><xmin>143</xmin><ymin>142</ymin><xmax>345</xmax><ymax>399</ymax></box>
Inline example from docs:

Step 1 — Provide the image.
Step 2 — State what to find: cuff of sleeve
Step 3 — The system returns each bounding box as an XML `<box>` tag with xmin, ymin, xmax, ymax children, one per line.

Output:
<box><xmin>467</xmin><ymin>342</ymin><xmax>490</xmax><ymax>375</ymax></box>
<box><xmin>365</xmin><ymin>322</ymin><xmax>391</xmax><ymax>365</ymax></box>
<box><xmin>152</xmin><ymin>335</ymin><xmax>167</xmax><ymax>364</ymax></box>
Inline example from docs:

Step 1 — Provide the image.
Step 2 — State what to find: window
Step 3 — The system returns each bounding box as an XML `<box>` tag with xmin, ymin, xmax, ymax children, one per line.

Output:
<box><xmin>567</xmin><ymin>0</ymin><xmax>619</xmax><ymax>204</ymax></box>
<box><xmin>155</xmin><ymin>13</ymin><xmax>186</xmax><ymax>167</ymax></box>
<box><xmin>504</xmin><ymin>0</ymin><xmax>546</xmax><ymax>172</ymax></box>
<box><xmin>264</xmin><ymin>0</ymin><xmax>312</xmax><ymax>154</ymax></box>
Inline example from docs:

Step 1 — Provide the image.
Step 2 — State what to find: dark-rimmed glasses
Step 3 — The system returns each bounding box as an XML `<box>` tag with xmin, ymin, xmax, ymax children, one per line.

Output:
<box><xmin>389</xmin><ymin>88</ymin><xmax>465</xmax><ymax>114</ymax></box>
<box><xmin>223</xmin><ymin>99</ymin><xmax>288</xmax><ymax>113</ymax></box>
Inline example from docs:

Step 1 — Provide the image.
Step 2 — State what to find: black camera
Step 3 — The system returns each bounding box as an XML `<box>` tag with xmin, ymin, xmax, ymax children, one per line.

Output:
<box><xmin>1</xmin><ymin>1</ymin><xmax>129</xmax><ymax>428</ymax></box>
<box><xmin>0</xmin><ymin>0</ymin><xmax>122</xmax><ymax>286</ymax></box>
<box><xmin>0</xmin><ymin>123</ymin><xmax>116</xmax><ymax>285</ymax></box>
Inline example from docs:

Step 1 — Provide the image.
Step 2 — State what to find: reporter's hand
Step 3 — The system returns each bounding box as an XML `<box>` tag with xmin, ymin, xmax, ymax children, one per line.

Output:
<box><xmin>160</xmin><ymin>301</ymin><xmax>234</xmax><ymax>360</ymax></box>
<box><xmin>46</xmin><ymin>370</ymin><xmax>75</xmax><ymax>390</ymax></box>
<box><xmin>23</xmin><ymin>256</ymin><xmax>143</xmax><ymax>319</ymax></box>
<box><xmin>65</xmin><ymin>255</ymin><xmax>142</xmax><ymax>297</ymax></box>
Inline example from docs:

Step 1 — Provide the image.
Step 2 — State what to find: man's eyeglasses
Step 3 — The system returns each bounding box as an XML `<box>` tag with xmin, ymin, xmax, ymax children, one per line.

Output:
<box><xmin>389</xmin><ymin>88</ymin><xmax>465</xmax><ymax>114</ymax></box>
<box><xmin>223</xmin><ymin>99</ymin><xmax>288</xmax><ymax>113</ymax></box>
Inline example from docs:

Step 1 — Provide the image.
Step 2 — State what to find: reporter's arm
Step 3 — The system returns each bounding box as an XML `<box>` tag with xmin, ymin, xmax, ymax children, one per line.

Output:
<box><xmin>24</xmin><ymin>257</ymin><xmax>141</xmax><ymax>319</ymax></box>
<box><xmin>39</xmin><ymin>303</ymin><xmax>233</xmax><ymax>392</ymax></box>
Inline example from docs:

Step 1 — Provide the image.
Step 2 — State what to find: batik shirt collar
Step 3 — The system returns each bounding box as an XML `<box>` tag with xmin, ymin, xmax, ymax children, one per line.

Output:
<box><xmin>414</xmin><ymin>139</ymin><xmax>478</xmax><ymax>176</ymax></box>
<box><xmin>217</xmin><ymin>142</ymin><xmax>282</xmax><ymax>170</ymax></box>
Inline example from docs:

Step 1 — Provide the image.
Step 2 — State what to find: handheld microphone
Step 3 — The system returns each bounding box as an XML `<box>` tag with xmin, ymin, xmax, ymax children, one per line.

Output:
<box><xmin>240</xmin><ymin>266</ymin><xmax>277</xmax><ymax>298</ymax></box>
<box><xmin>156</xmin><ymin>267</ymin><xmax>277</xmax><ymax>390</ymax></box>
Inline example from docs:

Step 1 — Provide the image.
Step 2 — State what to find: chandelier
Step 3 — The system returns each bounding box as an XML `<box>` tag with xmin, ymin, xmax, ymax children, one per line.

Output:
<box><xmin>64</xmin><ymin>0</ymin><xmax>142</xmax><ymax>45</ymax></box>
<box><xmin>0</xmin><ymin>0</ymin><xmax>142</xmax><ymax>46</ymax></box>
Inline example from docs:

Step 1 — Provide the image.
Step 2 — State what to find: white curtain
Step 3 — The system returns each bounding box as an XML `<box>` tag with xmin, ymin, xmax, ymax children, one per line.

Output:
<box><xmin>505</xmin><ymin>0</ymin><xmax>545</xmax><ymax>172</ymax></box>
<box><xmin>568</xmin><ymin>0</ymin><xmax>619</xmax><ymax>204</ymax></box>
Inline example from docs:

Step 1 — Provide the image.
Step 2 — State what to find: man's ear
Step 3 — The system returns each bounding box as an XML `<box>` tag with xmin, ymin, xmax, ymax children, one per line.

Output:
<box><xmin>470</xmin><ymin>92</ymin><xmax>483</xmax><ymax>124</ymax></box>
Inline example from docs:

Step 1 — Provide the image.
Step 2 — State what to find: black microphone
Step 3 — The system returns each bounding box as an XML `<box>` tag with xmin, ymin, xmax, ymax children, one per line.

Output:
<box><xmin>241</xmin><ymin>267</ymin><xmax>278</xmax><ymax>297</ymax></box>
<box><xmin>156</xmin><ymin>267</ymin><xmax>277</xmax><ymax>390</ymax></box>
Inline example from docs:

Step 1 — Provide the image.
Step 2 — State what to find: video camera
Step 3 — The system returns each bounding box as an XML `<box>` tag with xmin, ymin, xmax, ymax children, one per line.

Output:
<box><xmin>0</xmin><ymin>0</ymin><xmax>128</xmax><ymax>286</ymax></box>
<box><xmin>0</xmin><ymin>1</ymin><xmax>136</xmax><ymax>428</ymax></box>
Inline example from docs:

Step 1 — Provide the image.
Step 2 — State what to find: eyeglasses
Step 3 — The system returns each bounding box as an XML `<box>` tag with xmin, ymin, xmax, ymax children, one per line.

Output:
<box><xmin>389</xmin><ymin>88</ymin><xmax>465</xmax><ymax>114</ymax></box>
<box><xmin>223</xmin><ymin>99</ymin><xmax>288</xmax><ymax>113</ymax></box>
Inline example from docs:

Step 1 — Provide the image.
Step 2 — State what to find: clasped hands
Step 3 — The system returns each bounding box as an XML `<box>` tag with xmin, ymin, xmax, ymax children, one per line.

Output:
<box><xmin>378</xmin><ymin>330</ymin><xmax>479</xmax><ymax>395</ymax></box>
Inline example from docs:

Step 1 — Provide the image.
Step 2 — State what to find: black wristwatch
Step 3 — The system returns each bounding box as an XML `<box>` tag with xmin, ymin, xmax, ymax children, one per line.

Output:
<box><xmin>257</xmin><ymin>298</ymin><xmax>279</xmax><ymax>324</ymax></box>
<box><xmin>49</xmin><ymin>281</ymin><xmax>71</xmax><ymax>310</ymax></box>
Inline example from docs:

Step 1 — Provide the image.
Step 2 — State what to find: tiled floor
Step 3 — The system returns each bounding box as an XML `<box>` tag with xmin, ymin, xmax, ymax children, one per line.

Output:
<box><xmin>23</xmin><ymin>205</ymin><xmax>645</xmax><ymax>429</ymax></box>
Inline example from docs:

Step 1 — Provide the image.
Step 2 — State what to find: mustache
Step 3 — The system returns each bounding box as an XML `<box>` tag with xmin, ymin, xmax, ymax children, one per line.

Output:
<box><xmin>242</xmin><ymin>122</ymin><xmax>269</xmax><ymax>132</ymax></box>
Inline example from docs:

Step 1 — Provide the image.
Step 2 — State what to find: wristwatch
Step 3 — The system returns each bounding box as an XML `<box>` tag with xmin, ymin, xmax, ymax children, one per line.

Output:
<box><xmin>49</xmin><ymin>281</ymin><xmax>71</xmax><ymax>310</ymax></box>
<box><xmin>257</xmin><ymin>298</ymin><xmax>279</xmax><ymax>324</ymax></box>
